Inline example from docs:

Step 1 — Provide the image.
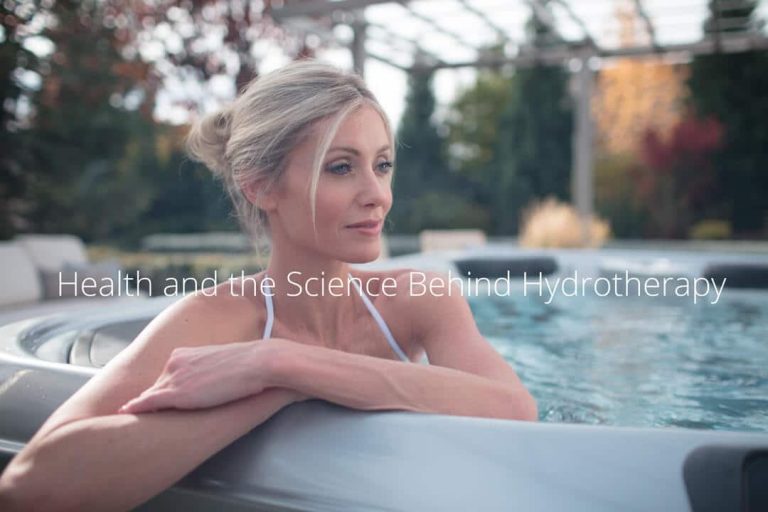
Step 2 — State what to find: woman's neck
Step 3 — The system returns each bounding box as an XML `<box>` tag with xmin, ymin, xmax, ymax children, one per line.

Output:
<box><xmin>262</xmin><ymin>247</ymin><xmax>363</xmax><ymax>345</ymax></box>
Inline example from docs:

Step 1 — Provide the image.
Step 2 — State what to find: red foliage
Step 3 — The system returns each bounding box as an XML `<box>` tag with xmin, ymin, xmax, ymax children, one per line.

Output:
<box><xmin>634</xmin><ymin>113</ymin><xmax>724</xmax><ymax>237</ymax></box>
<box><xmin>640</xmin><ymin>114</ymin><xmax>723</xmax><ymax>171</ymax></box>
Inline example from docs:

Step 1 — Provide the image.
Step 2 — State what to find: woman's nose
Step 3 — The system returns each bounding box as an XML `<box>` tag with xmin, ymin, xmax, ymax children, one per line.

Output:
<box><xmin>358</xmin><ymin>166</ymin><xmax>390</xmax><ymax>207</ymax></box>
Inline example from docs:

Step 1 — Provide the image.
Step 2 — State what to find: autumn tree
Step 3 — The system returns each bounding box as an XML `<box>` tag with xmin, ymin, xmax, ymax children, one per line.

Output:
<box><xmin>2</xmin><ymin>0</ymin><xmax>305</xmax><ymax>242</ymax></box>
<box><xmin>592</xmin><ymin>1</ymin><xmax>689</xmax><ymax>156</ymax></box>
<box><xmin>634</xmin><ymin>115</ymin><xmax>724</xmax><ymax>237</ymax></box>
<box><xmin>591</xmin><ymin>0</ymin><xmax>690</xmax><ymax>238</ymax></box>
<box><xmin>18</xmin><ymin>0</ymin><xmax>162</xmax><ymax>240</ymax></box>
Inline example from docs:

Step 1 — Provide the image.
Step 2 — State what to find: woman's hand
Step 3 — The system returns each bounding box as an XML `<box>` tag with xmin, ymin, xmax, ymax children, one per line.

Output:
<box><xmin>118</xmin><ymin>340</ymin><xmax>285</xmax><ymax>414</ymax></box>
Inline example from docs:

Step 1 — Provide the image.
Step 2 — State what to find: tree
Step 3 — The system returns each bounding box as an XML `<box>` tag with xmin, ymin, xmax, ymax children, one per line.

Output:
<box><xmin>2</xmin><ymin>0</ymin><xmax>302</xmax><ymax>242</ymax></box>
<box><xmin>633</xmin><ymin>114</ymin><xmax>724</xmax><ymax>238</ymax></box>
<box><xmin>20</xmin><ymin>0</ymin><xmax>160</xmax><ymax>241</ymax></box>
<box><xmin>392</xmin><ymin>66</ymin><xmax>491</xmax><ymax>233</ymax></box>
<box><xmin>394</xmin><ymin>69</ymin><xmax>443</xmax><ymax>192</ymax></box>
<box><xmin>0</xmin><ymin>0</ymin><xmax>44</xmax><ymax>238</ymax></box>
<box><xmin>688</xmin><ymin>0</ymin><xmax>768</xmax><ymax>235</ymax></box>
<box><xmin>389</xmin><ymin>69</ymin><xmax>480</xmax><ymax>233</ymax></box>
<box><xmin>491</xmin><ymin>4</ymin><xmax>573</xmax><ymax>234</ymax></box>
<box><xmin>113</xmin><ymin>0</ymin><xmax>303</xmax><ymax>116</ymax></box>
<box><xmin>445</xmin><ymin>68</ymin><xmax>513</xmax><ymax>197</ymax></box>
<box><xmin>127</xmin><ymin>125</ymin><xmax>238</xmax><ymax>240</ymax></box>
<box><xmin>593</xmin><ymin>2</ymin><xmax>689</xmax><ymax>156</ymax></box>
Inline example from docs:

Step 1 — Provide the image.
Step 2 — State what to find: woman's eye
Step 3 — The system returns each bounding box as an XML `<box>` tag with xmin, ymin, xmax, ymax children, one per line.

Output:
<box><xmin>327</xmin><ymin>162</ymin><xmax>352</xmax><ymax>175</ymax></box>
<box><xmin>377</xmin><ymin>161</ymin><xmax>393</xmax><ymax>173</ymax></box>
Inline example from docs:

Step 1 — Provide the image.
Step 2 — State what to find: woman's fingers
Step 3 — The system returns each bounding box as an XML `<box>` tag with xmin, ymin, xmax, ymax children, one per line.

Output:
<box><xmin>117</xmin><ymin>341</ymin><xmax>274</xmax><ymax>414</ymax></box>
<box><xmin>118</xmin><ymin>389</ymin><xmax>176</xmax><ymax>414</ymax></box>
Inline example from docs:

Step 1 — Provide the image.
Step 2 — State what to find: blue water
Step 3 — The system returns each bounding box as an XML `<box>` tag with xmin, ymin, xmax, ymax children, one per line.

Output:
<box><xmin>468</xmin><ymin>283</ymin><xmax>768</xmax><ymax>432</ymax></box>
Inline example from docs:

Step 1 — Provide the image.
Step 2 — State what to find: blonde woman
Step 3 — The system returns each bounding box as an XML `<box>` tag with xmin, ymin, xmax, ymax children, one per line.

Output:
<box><xmin>0</xmin><ymin>60</ymin><xmax>537</xmax><ymax>511</ymax></box>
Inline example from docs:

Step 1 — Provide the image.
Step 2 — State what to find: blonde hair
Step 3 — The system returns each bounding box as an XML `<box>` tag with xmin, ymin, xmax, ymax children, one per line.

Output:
<box><xmin>186</xmin><ymin>59</ymin><xmax>395</xmax><ymax>246</ymax></box>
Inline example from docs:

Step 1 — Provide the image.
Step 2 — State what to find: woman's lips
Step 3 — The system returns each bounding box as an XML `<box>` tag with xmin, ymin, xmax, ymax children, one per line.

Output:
<box><xmin>346</xmin><ymin>219</ymin><xmax>382</xmax><ymax>235</ymax></box>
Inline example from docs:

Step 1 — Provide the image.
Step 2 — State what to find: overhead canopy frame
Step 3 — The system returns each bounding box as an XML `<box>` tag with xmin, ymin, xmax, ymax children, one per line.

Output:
<box><xmin>269</xmin><ymin>0</ymin><xmax>768</xmax><ymax>241</ymax></box>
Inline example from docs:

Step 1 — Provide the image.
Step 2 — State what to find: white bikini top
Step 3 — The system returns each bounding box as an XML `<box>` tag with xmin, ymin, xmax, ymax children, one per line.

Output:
<box><xmin>260</xmin><ymin>273</ymin><xmax>410</xmax><ymax>363</ymax></box>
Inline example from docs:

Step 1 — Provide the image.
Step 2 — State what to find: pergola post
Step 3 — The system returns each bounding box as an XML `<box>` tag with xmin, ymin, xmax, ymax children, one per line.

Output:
<box><xmin>351</xmin><ymin>9</ymin><xmax>367</xmax><ymax>78</ymax></box>
<box><xmin>571</xmin><ymin>49</ymin><xmax>596</xmax><ymax>246</ymax></box>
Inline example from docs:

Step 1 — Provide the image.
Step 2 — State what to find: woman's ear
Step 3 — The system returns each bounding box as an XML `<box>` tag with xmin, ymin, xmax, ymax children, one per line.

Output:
<box><xmin>242</xmin><ymin>179</ymin><xmax>278</xmax><ymax>211</ymax></box>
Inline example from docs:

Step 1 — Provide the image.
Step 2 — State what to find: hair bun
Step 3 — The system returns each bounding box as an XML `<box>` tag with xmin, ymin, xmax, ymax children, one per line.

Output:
<box><xmin>186</xmin><ymin>107</ymin><xmax>233</xmax><ymax>179</ymax></box>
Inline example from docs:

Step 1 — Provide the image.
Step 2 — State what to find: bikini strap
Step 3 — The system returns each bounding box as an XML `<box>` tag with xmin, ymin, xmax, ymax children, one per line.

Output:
<box><xmin>261</xmin><ymin>275</ymin><xmax>274</xmax><ymax>339</ymax></box>
<box><xmin>349</xmin><ymin>274</ymin><xmax>410</xmax><ymax>362</ymax></box>
<box><xmin>260</xmin><ymin>272</ymin><xmax>409</xmax><ymax>363</ymax></box>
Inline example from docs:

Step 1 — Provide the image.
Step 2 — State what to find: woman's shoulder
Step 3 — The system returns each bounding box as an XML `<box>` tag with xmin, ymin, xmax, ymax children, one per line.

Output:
<box><xmin>351</xmin><ymin>267</ymin><xmax>450</xmax><ymax>298</ymax></box>
<box><xmin>356</xmin><ymin>268</ymin><xmax>454</xmax><ymax>329</ymax></box>
<box><xmin>383</xmin><ymin>268</ymin><xmax>469</xmax><ymax>339</ymax></box>
<box><xmin>187</xmin><ymin>270</ymin><xmax>266</xmax><ymax>304</ymax></box>
<box><xmin>350</xmin><ymin>267</ymin><xmax>417</xmax><ymax>299</ymax></box>
<box><xmin>173</xmin><ymin>271</ymin><xmax>267</xmax><ymax>342</ymax></box>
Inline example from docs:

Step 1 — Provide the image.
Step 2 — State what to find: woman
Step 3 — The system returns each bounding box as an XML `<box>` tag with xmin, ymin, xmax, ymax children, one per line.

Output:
<box><xmin>0</xmin><ymin>60</ymin><xmax>537</xmax><ymax>511</ymax></box>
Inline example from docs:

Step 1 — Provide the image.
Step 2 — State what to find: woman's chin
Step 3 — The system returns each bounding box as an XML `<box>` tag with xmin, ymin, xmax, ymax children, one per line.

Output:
<box><xmin>340</xmin><ymin>245</ymin><xmax>381</xmax><ymax>264</ymax></box>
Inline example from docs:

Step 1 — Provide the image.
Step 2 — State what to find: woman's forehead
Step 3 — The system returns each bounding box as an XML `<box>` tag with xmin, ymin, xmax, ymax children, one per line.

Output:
<box><xmin>317</xmin><ymin>105</ymin><xmax>390</xmax><ymax>150</ymax></box>
<box><xmin>284</xmin><ymin>107</ymin><xmax>391</xmax><ymax>174</ymax></box>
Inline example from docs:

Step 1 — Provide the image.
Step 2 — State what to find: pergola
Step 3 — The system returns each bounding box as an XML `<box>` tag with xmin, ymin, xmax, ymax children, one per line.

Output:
<box><xmin>269</xmin><ymin>0</ymin><xmax>768</xmax><ymax>242</ymax></box>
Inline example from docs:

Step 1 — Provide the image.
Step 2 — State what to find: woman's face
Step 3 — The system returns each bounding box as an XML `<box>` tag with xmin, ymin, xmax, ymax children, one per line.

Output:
<box><xmin>266</xmin><ymin>103</ymin><xmax>394</xmax><ymax>263</ymax></box>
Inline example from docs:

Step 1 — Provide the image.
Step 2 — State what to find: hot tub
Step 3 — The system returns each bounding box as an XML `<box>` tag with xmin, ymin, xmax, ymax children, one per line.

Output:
<box><xmin>1</xmin><ymin>247</ymin><xmax>766</xmax><ymax>511</ymax></box>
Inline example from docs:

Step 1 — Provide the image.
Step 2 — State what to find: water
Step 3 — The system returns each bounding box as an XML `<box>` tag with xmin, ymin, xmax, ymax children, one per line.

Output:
<box><xmin>468</xmin><ymin>282</ymin><xmax>768</xmax><ymax>432</ymax></box>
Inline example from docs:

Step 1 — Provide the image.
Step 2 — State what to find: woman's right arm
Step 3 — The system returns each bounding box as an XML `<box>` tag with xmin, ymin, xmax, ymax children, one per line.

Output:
<box><xmin>0</xmin><ymin>293</ymin><xmax>296</xmax><ymax>512</ymax></box>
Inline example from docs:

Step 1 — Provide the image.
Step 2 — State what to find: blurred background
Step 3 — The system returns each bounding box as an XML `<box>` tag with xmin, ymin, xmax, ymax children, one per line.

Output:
<box><xmin>2</xmin><ymin>0</ymin><xmax>767</xmax><ymax>293</ymax></box>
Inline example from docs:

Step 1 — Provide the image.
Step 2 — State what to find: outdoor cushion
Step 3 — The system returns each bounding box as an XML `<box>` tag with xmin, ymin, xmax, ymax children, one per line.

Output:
<box><xmin>15</xmin><ymin>234</ymin><xmax>89</xmax><ymax>271</ymax></box>
<box><xmin>0</xmin><ymin>242</ymin><xmax>43</xmax><ymax>306</ymax></box>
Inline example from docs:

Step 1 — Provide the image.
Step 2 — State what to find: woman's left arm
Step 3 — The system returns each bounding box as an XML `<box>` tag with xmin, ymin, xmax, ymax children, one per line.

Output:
<box><xmin>270</xmin><ymin>272</ymin><xmax>538</xmax><ymax>421</ymax></box>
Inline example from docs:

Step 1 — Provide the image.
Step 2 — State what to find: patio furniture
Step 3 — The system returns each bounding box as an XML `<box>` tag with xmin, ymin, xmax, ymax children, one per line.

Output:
<box><xmin>0</xmin><ymin>234</ymin><xmax>145</xmax><ymax>325</ymax></box>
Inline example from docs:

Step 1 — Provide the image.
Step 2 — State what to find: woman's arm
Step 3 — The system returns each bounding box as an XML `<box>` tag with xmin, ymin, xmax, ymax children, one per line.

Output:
<box><xmin>0</xmin><ymin>389</ymin><xmax>296</xmax><ymax>512</ymax></box>
<box><xmin>121</xmin><ymin>272</ymin><xmax>537</xmax><ymax>421</ymax></box>
<box><xmin>270</xmin><ymin>339</ymin><xmax>536</xmax><ymax>421</ymax></box>
<box><xmin>0</xmin><ymin>293</ymin><xmax>294</xmax><ymax>512</ymax></box>
<box><xmin>273</xmin><ymin>271</ymin><xmax>536</xmax><ymax>420</ymax></box>
<box><xmin>118</xmin><ymin>338</ymin><xmax>531</xmax><ymax>421</ymax></box>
